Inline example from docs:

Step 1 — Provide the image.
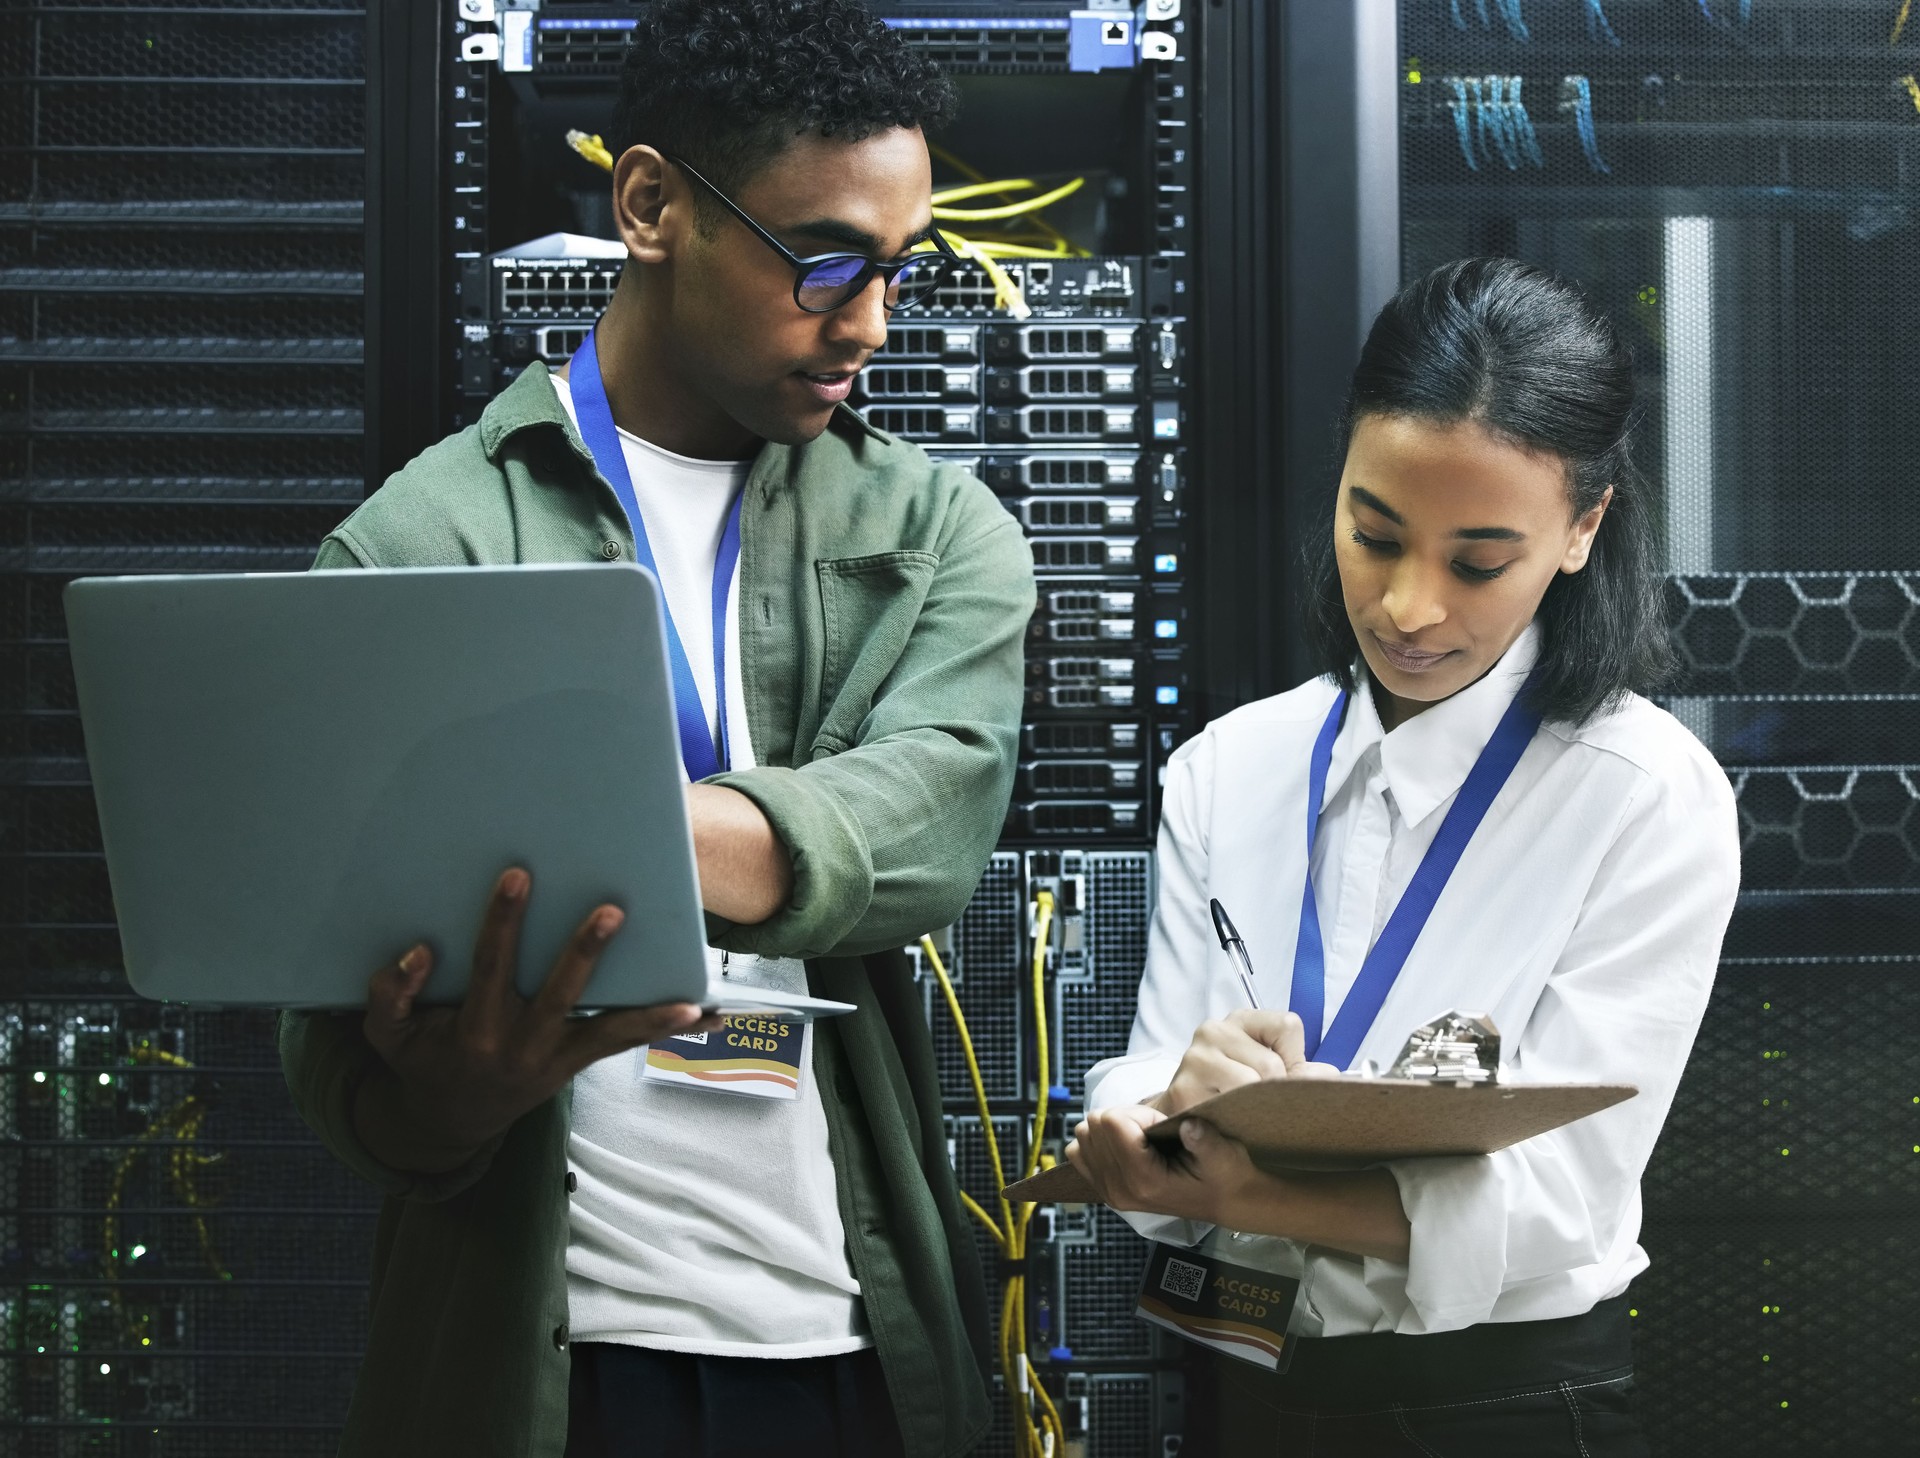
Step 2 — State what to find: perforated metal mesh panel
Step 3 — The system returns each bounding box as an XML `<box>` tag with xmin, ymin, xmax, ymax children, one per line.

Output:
<box><xmin>2</xmin><ymin>2</ymin><xmax>369</xmax><ymax>1452</ymax></box>
<box><xmin>1061</xmin><ymin>1206</ymin><xmax>1155</xmax><ymax>1361</ymax></box>
<box><xmin>1060</xmin><ymin>851</ymin><xmax>1153</xmax><ymax>1090</ymax></box>
<box><xmin>930</xmin><ymin>852</ymin><xmax>1026</xmax><ymax>1101</ymax></box>
<box><xmin>1402</xmin><ymin>2</ymin><xmax>1920</xmax><ymax>1450</ymax></box>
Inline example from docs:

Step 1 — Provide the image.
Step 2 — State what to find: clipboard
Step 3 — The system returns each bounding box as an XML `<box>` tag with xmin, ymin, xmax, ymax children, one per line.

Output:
<box><xmin>1003</xmin><ymin>1076</ymin><xmax>1636</xmax><ymax>1205</ymax></box>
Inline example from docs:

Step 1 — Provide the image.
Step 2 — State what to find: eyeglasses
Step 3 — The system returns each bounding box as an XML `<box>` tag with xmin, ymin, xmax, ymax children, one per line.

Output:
<box><xmin>665</xmin><ymin>153</ymin><xmax>957</xmax><ymax>314</ymax></box>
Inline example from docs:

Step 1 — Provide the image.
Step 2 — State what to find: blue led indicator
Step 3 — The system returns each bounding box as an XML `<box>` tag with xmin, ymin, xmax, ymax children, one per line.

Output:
<box><xmin>1155</xmin><ymin>619</ymin><xmax>1179</xmax><ymax>639</ymax></box>
<box><xmin>1156</xmin><ymin>686</ymin><xmax>1181</xmax><ymax>705</ymax></box>
<box><xmin>1153</xmin><ymin>553</ymin><xmax>1179</xmax><ymax>573</ymax></box>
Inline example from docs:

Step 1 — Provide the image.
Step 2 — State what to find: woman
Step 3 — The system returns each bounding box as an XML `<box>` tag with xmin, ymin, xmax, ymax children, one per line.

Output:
<box><xmin>1068</xmin><ymin>257</ymin><xmax>1740</xmax><ymax>1456</ymax></box>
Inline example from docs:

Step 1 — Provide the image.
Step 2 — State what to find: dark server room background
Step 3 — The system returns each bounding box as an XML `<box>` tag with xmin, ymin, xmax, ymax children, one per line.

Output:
<box><xmin>1</xmin><ymin>2</ymin><xmax>1914</xmax><ymax>1455</ymax></box>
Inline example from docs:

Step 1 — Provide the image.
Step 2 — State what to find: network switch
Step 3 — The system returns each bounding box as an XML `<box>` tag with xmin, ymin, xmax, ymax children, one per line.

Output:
<box><xmin>492</xmin><ymin>256</ymin><xmax>622</xmax><ymax>320</ymax></box>
<box><xmin>920</xmin><ymin>257</ymin><xmax>1148</xmax><ymax>319</ymax></box>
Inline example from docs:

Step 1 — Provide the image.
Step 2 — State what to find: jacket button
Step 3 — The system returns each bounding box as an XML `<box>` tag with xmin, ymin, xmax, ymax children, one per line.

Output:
<box><xmin>552</xmin><ymin>1324</ymin><xmax>568</xmax><ymax>1351</ymax></box>
<box><xmin>565</xmin><ymin>1171</ymin><xmax>578</xmax><ymax>1194</ymax></box>
<box><xmin>601</xmin><ymin>540</ymin><xmax>622</xmax><ymax>560</ymax></box>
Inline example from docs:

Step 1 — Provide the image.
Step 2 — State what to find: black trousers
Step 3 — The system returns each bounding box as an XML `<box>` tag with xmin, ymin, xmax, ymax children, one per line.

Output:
<box><xmin>564</xmin><ymin>1341</ymin><xmax>904</xmax><ymax>1458</ymax></box>
<box><xmin>1194</xmin><ymin>1295</ymin><xmax>1650</xmax><ymax>1458</ymax></box>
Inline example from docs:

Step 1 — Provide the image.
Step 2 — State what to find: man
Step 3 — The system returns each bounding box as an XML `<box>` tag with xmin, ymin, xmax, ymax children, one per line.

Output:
<box><xmin>280</xmin><ymin>3</ymin><xmax>1034</xmax><ymax>1454</ymax></box>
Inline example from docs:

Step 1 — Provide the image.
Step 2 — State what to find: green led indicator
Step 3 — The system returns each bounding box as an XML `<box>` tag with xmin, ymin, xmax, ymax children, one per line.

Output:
<box><xmin>1762</xmin><ymin>1354</ymin><xmax>1770</xmax><ymax>1363</ymax></box>
<box><xmin>1779</xmin><ymin>1148</ymin><xmax>1790</xmax><ymax>1157</ymax></box>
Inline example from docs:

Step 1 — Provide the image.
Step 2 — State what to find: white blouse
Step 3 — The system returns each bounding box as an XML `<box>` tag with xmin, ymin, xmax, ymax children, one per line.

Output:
<box><xmin>1084</xmin><ymin>624</ymin><xmax>1741</xmax><ymax>1335</ymax></box>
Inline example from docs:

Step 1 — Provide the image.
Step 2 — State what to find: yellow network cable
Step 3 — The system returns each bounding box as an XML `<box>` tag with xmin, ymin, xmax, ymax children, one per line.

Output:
<box><xmin>933</xmin><ymin>143</ymin><xmax>1080</xmax><ymax>254</ymax></box>
<box><xmin>921</xmin><ymin>886</ymin><xmax>1066</xmax><ymax>1458</ymax></box>
<box><xmin>1896</xmin><ymin>0</ymin><xmax>1914</xmax><ymax>48</ymax></box>
<box><xmin>932</xmin><ymin>176</ymin><xmax>1086</xmax><ymax>222</ymax></box>
<box><xmin>1904</xmin><ymin>74</ymin><xmax>1920</xmax><ymax>114</ymax></box>
<box><xmin>567</xmin><ymin>129</ymin><xmax>616</xmax><ymax>171</ymax></box>
<box><xmin>103</xmin><ymin>1044</ymin><xmax>231</xmax><ymax>1346</ymax></box>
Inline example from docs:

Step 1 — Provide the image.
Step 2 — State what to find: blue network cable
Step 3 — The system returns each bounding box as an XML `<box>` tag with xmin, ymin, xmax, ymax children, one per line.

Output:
<box><xmin>1451</xmin><ymin>0</ymin><xmax>1530</xmax><ymax>39</ymax></box>
<box><xmin>1509</xmin><ymin>77</ymin><xmax>1546</xmax><ymax>167</ymax></box>
<box><xmin>1564</xmin><ymin>74</ymin><xmax>1611</xmax><ymax>174</ymax></box>
<box><xmin>1468</xmin><ymin>76</ymin><xmax>1491</xmax><ymax>164</ymax></box>
<box><xmin>1447</xmin><ymin>77</ymin><xmax>1480</xmax><ymax>171</ymax></box>
<box><xmin>1482</xmin><ymin>75</ymin><xmax>1521</xmax><ymax>168</ymax></box>
<box><xmin>1582</xmin><ymin>0</ymin><xmax>1622</xmax><ymax>45</ymax></box>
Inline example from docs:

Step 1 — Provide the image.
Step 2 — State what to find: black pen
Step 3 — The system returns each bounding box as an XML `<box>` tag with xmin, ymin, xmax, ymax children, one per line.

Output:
<box><xmin>1208</xmin><ymin>898</ymin><xmax>1262</xmax><ymax>1009</ymax></box>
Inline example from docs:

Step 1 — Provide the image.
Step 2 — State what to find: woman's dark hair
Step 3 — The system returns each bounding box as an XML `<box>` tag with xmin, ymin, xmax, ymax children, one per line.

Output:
<box><xmin>610</xmin><ymin>0</ymin><xmax>958</xmax><ymax>220</ymax></box>
<box><xmin>1304</xmin><ymin>256</ymin><xmax>1673</xmax><ymax>726</ymax></box>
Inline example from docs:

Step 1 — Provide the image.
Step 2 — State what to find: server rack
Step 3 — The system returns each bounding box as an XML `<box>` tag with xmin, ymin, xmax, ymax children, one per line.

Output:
<box><xmin>2</xmin><ymin>2</ymin><xmax>377</xmax><ymax>1454</ymax></box>
<box><xmin>1382</xmin><ymin>2</ymin><xmax>1920</xmax><ymax>1452</ymax></box>
<box><xmin>366</xmin><ymin>3</ymin><xmax>1284</xmax><ymax>1453</ymax></box>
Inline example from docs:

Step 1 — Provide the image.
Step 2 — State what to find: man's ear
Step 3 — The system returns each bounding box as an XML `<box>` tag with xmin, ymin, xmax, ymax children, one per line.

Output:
<box><xmin>611</xmin><ymin>145</ymin><xmax>680</xmax><ymax>266</ymax></box>
<box><xmin>1560</xmin><ymin>485</ymin><xmax>1614</xmax><ymax>574</ymax></box>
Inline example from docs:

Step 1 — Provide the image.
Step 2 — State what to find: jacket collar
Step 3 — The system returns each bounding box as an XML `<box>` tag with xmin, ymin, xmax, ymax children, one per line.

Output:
<box><xmin>475</xmin><ymin>360</ymin><xmax>886</xmax><ymax>474</ymax></box>
<box><xmin>1322</xmin><ymin>621</ymin><xmax>1541</xmax><ymax>829</ymax></box>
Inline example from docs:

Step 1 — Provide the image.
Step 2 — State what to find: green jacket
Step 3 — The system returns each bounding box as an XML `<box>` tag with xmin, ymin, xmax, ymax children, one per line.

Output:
<box><xmin>279</xmin><ymin>363</ymin><xmax>1035</xmax><ymax>1457</ymax></box>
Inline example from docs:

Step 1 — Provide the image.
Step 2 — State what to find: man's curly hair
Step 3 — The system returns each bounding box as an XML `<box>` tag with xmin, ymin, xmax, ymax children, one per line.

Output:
<box><xmin>609</xmin><ymin>0</ymin><xmax>958</xmax><ymax>216</ymax></box>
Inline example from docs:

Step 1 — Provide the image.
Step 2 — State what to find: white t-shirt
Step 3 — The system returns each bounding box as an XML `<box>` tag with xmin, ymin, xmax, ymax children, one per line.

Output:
<box><xmin>552</xmin><ymin>376</ymin><xmax>870</xmax><ymax>1358</ymax></box>
<box><xmin>1086</xmin><ymin>623</ymin><xmax>1742</xmax><ymax>1336</ymax></box>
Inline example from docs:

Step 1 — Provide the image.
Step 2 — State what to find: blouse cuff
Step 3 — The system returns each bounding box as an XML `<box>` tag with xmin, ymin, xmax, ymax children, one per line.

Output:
<box><xmin>1383</xmin><ymin>1154</ymin><xmax>1509</xmax><ymax>1332</ymax></box>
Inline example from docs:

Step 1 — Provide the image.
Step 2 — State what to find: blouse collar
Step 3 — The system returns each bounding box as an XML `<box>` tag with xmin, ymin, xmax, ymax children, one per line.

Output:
<box><xmin>1323</xmin><ymin>621</ymin><xmax>1542</xmax><ymax>829</ymax></box>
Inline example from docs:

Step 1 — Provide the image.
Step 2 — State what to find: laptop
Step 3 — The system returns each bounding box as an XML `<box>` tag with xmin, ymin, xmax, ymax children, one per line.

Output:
<box><xmin>63</xmin><ymin>563</ymin><xmax>854</xmax><ymax>1019</ymax></box>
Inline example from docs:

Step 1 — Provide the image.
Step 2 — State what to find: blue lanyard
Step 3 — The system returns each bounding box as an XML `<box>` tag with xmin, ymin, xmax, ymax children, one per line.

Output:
<box><xmin>569</xmin><ymin>329</ymin><xmax>745</xmax><ymax>782</ymax></box>
<box><xmin>1288</xmin><ymin>677</ymin><xmax>1544</xmax><ymax>1069</ymax></box>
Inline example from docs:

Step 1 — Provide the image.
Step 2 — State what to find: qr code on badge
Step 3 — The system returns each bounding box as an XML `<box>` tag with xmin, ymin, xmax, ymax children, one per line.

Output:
<box><xmin>1159</xmin><ymin>1257</ymin><xmax>1207</xmax><ymax>1303</ymax></box>
<box><xmin>672</xmin><ymin>1031</ymin><xmax>710</xmax><ymax>1045</ymax></box>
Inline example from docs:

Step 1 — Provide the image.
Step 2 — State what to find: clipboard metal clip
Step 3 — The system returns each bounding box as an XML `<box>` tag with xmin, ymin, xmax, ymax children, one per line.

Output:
<box><xmin>1385</xmin><ymin>1010</ymin><xmax>1502</xmax><ymax>1086</ymax></box>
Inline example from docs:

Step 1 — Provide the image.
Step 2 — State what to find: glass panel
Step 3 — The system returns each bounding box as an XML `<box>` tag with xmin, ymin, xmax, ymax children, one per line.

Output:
<box><xmin>1400</xmin><ymin>4</ymin><xmax>1919</xmax><ymax>1453</ymax></box>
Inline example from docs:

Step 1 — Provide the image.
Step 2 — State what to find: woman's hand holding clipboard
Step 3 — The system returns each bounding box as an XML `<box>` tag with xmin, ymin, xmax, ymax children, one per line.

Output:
<box><xmin>1021</xmin><ymin>898</ymin><xmax>1636</xmax><ymax>1208</ymax></box>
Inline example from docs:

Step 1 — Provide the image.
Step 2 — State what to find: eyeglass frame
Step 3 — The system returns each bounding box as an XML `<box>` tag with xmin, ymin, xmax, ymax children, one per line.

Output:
<box><xmin>663</xmin><ymin>152</ymin><xmax>958</xmax><ymax>314</ymax></box>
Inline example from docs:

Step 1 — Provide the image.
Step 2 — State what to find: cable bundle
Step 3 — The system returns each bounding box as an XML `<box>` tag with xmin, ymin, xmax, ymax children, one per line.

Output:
<box><xmin>1450</xmin><ymin>0</ymin><xmax>1530</xmax><ymax>42</ymax></box>
<box><xmin>922</xmin><ymin>887</ymin><xmax>1065</xmax><ymax>1458</ymax></box>
<box><xmin>1446</xmin><ymin>76</ymin><xmax>1544</xmax><ymax>171</ymax></box>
